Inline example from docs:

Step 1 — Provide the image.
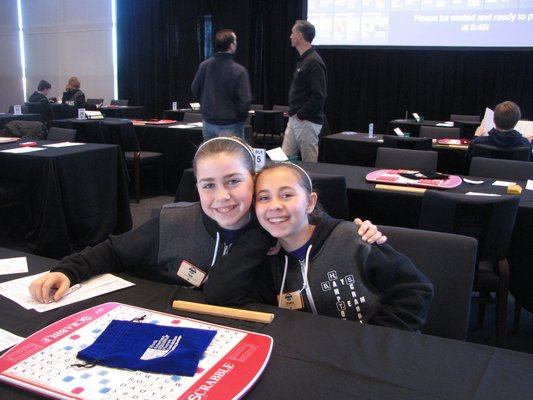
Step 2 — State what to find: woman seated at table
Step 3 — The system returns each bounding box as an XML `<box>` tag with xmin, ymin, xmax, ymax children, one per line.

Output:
<box><xmin>251</xmin><ymin>162</ymin><xmax>433</xmax><ymax>332</ymax></box>
<box><xmin>61</xmin><ymin>76</ymin><xmax>86</xmax><ymax>107</ymax></box>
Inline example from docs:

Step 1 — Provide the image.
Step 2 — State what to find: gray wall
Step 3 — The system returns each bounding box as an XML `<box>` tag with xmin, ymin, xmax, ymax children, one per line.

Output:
<box><xmin>0</xmin><ymin>0</ymin><xmax>114</xmax><ymax>112</ymax></box>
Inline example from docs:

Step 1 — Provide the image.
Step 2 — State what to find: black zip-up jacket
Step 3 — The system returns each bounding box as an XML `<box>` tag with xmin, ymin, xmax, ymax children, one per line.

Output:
<box><xmin>191</xmin><ymin>52</ymin><xmax>252</xmax><ymax>125</ymax></box>
<box><xmin>288</xmin><ymin>47</ymin><xmax>327</xmax><ymax>125</ymax></box>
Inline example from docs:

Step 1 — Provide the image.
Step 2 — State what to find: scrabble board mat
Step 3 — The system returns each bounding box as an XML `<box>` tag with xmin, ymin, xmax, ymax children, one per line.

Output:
<box><xmin>0</xmin><ymin>302</ymin><xmax>273</xmax><ymax>400</ymax></box>
<box><xmin>366</xmin><ymin>169</ymin><xmax>462</xmax><ymax>189</ymax></box>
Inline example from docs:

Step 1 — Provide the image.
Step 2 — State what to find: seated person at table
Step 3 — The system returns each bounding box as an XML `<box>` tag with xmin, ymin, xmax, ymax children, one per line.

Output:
<box><xmin>467</xmin><ymin>101</ymin><xmax>531</xmax><ymax>165</ymax></box>
<box><xmin>61</xmin><ymin>76</ymin><xmax>86</xmax><ymax>107</ymax></box>
<box><xmin>252</xmin><ymin>162</ymin><xmax>433</xmax><ymax>332</ymax></box>
<box><xmin>28</xmin><ymin>137</ymin><xmax>385</xmax><ymax>304</ymax></box>
<box><xmin>28</xmin><ymin>80</ymin><xmax>58</xmax><ymax>103</ymax></box>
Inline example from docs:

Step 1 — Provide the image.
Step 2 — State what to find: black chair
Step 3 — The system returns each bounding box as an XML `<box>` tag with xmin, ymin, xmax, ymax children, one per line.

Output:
<box><xmin>469</xmin><ymin>143</ymin><xmax>531</xmax><ymax>162</ymax></box>
<box><xmin>419</xmin><ymin>190</ymin><xmax>520</xmax><ymax>347</ymax></box>
<box><xmin>380</xmin><ymin>225</ymin><xmax>477</xmax><ymax>340</ymax></box>
<box><xmin>249</xmin><ymin>104</ymin><xmax>264</xmax><ymax>111</ymax></box>
<box><xmin>420</xmin><ymin>125</ymin><xmax>461</xmax><ymax>139</ymax></box>
<box><xmin>110</xmin><ymin>99</ymin><xmax>129</xmax><ymax>106</ymax></box>
<box><xmin>252</xmin><ymin>110</ymin><xmax>285</xmax><ymax>149</ymax></box>
<box><xmin>450</xmin><ymin>114</ymin><xmax>481</xmax><ymax>123</ymax></box>
<box><xmin>182</xmin><ymin>112</ymin><xmax>203</xmax><ymax>123</ymax></box>
<box><xmin>468</xmin><ymin>157</ymin><xmax>533</xmax><ymax>180</ymax></box>
<box><xmin>382</xmin><ymin>135</ymin><xmax>432</xmax><ymax>150</ymax></box>
<box><xmin>375</xmin><ymin>147</ymin><xmax>438</xmax><ymax>172</ymax></box>
<box><xmin>47</xmin><ymin>127</ymin><xmax>77</xmax><ymax>142</ymax></box>
<box><xmin>309</xmin><ymin>173</ymin><xmax>349</xmax><ymax>220</ymax></box>
<box><xmin>467</xmin><ymin>156</ymin><xmax>533</xmax><ymax>331</ymax></box>
<box><xmin>25</xmin><ymin>101</ymin><xmax>53</xmax><ymax>126</ymax></box>
<box><xmin>104</xmin><ymin>122</ymin><xmax>163</xmax><ymax>203</ymax></box>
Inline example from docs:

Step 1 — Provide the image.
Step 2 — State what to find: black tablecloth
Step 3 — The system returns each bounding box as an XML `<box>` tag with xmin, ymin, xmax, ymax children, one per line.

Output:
<box><xmin>1</xmin><ymin>247</ymin><xmax>532</xmax><ymax>400</ymax></box>
<box><xmin>0</xmin><ymin>141</ymin><xmax>132</xmax><ymax>258</ymax></box>
<box><xmin>321</xmin><ymin>132</ymin><xmax>468</xmax><ymax>174</ymax></box>
<box><xmin>134</xmin><ymin>123</ymin><xmax>204</xmax><ymax>193</ymax></box>
<box><xmin>99</xmin><ymin>106</ymin><xmax>145</xmax><ymax>119</ymax></box>
<box><xmin>388</xmin><ymin>119</ymin><xmax>478</xmax><ymax>139</ymax></box>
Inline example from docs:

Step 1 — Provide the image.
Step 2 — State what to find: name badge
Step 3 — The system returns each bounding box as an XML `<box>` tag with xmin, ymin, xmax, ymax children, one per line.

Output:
<box><xmin>176</xmin><ymin>260</ymin><xmax>207</xmax><ymax>287</ymax></box>
<box><xmin>277</xmin><ymin>291</ymin><xmax>304</xmax><ymax>310</ymax></box>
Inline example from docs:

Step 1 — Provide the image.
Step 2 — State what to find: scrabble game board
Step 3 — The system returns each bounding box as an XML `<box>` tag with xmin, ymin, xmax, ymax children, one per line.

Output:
<box><xmin>366</xmin><ymin>169</ymin><xmax>462</xmax><ymax>189</ymax></box>
<box><xmin>0</xmin><ymin>302</ymin><xmax>273</xmax><ymax>399</ymax></box>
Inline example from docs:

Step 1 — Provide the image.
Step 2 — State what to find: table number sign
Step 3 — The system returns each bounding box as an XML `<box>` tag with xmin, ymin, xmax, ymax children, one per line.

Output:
<box><xmin>13</xmin><ymin>105</ymin><xmax>22</xmax><ymax>115</ymax></box>
<box><xmin>78</xmin><ymin>108</ymin><xmax>86</xmax><ymax>119</ymax></box>
<box><xmin>253</xmin><ymin>148</ymin><xmax>266</xmax><ymax>171</ymax></box>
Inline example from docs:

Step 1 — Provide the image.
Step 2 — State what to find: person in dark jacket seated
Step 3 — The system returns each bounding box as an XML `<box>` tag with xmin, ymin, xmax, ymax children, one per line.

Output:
<box><xmin>28</xmin><ymin>80</ymin><xmax>57</xmax><ymax>103</ymax></box>
<box><xmin>466</xmin><ymin>100</ymin><xmax>532</xmax><ymax>166</ymax></box>
<box><xmin>61</xmin><ymin>76</ymin><xmax>86</xmax><ymax>107</ymax></box>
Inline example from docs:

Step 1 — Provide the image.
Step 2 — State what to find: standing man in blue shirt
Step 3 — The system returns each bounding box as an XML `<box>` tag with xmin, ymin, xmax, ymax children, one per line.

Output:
<box><xmin>282</xmin><ymin>20</ymin><xmax>327</xmax><ymax>162</ymax></box>
<box><xmin>191</xmin><ymin>30</ymin><xmax>252</xmax><ymax>140</ymax></box>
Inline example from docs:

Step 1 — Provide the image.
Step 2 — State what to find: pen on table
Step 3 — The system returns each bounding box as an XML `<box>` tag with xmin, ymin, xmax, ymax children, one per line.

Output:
<box><xmin>47</xmin><ymin>283</ymin><xmax>81</xmax><ymax>303</ymax></box>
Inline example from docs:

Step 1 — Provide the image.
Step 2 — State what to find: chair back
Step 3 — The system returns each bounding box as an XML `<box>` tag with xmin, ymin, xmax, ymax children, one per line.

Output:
<box><xmin>25</xmin><ymin>101</ymin><xmax>53</xmax><ymax>123</ymax></box>
<box><xmin>450</xmin><ymin>114</ymin><xmax>480</xmax><ymax>123</ymax></box>
<box><xmin>110</xmin><ymin>99</ymin><xmax>129</xmax><ymax>106</ymax></box>
<box><xmin>375</xmin><ymin>147</ymin><xmax>438</xmax><ymax>172</ymax></box>
<box><xmin>253</xmin><ymin>110</ymin><xmax>284</xmax><ymax>134</ymax></box>
<box><xmin>47</xmin><ymin>127</ymin><xmax>77</xmax><ymax>142</ymax></box>
<box><xmin>470</xmin><ymin>143</ymin><xmax>531</xmax><ymax>161</ymax></box>
<box><xmin>383</xmin><ymin>135</ymin><xmax>432</xmax><ymax>150</ymax></box>
<box><xmin>420</xmin><ymin>125</ymin><xmax>461</xmax><ymax>139</ymax></box>
<box><xmin>182</xmin><ymin>112</ymin><xmax>203</xmax><ymax>123</ymax></box>
<box><xmin>469</xmin><ymin>157</ymin><xmax>533</xmax><ymax>180</ymax></box>
<box><xmin>102</xmin><ymin>122</ymin><xmax>140</xmax><ymax>152</ymax></box>
<box><xmin>309</xmin><ymin>173</ymin><xmax>349</xmax><ymax>220</ymax></box>
<box><xmin>249</xmin><ymin>104</ymin><xmax>264</xmax><ymax>111</ymax></box>
<box><xmin>380</xmin><ymin>225</ymin><xmax>477</xmax><ymax>340</ymax></box>
<box><xmin>419</xmin><ymin>190</ymin><xmax>519</xmax><ymax>263</ymax></box>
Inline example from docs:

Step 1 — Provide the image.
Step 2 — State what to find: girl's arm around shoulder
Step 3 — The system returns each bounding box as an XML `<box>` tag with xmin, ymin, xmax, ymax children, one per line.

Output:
<box><xmin>364</xmin><ymin>244</ymin><xmax>434</xmax><ymax>332</ymax></box>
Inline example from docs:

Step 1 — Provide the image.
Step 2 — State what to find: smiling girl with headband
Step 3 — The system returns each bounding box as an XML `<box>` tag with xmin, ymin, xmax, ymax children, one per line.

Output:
<box><xmin>29</xmin><ymin>137</ymin><xmax>385</xmax><ymax>305</ymax></box>
<box><xmin>252</xmin><ymin>162</ymin><xmax>433</xmax><ymax>331</ymax></box>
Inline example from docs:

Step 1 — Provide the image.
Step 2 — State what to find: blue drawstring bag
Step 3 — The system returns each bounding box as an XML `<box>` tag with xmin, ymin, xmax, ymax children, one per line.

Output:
<box><xmin>76</xmin><ymin>320</ymin><xmax>217</xmax><ymax>376</ymax></box>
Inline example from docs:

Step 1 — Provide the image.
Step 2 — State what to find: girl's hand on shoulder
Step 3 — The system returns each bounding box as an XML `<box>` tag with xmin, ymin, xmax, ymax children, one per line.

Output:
<box><xmin>28</xmin><ymin>272</ymin><xmax>71</xmax><ymax>303</ymax></box>
<box><xmin>266</xmin><ymin>240</ymin><xmax>282</xmax><ymax>255</ymax></box>
<box><xmin>354</xmin><ymin>218</ymin><xmax>387</xmax><ymax>245</ymax></box>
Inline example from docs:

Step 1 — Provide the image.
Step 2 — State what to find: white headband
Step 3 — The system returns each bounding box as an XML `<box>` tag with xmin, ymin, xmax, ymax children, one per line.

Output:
<box><xmin>197</xmin><ymin>136</ymin><xmax>255</xmax><ymax>168</ymax></box>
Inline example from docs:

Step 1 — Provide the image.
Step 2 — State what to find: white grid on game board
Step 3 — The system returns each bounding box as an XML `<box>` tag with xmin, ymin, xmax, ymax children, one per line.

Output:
<box><xmin>4</xmin><ymin>305</ymin><xmax>247</xmax><ymax>400</ymax></box>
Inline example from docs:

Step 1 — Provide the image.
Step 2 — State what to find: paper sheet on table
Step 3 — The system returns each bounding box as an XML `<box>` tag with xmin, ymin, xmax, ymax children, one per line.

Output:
<box><xmin>493</xmin><ymin>180</ymin><xmax>516</xmax><ymax>187</ymax></box>
<box><xmin>478</xmin><ymin>107</ymin><xmax>494</xmax><ymax>136</ymax></box>
<box><xmin>1</xmin><ymin>146</ymin><xmax>45</xmax><ymax>153</ymax></box>
<box><xmin>169</xmin><ymin>124</ymin><xmax>195</xmax><ymax>129</ymax></box>
<box><xmin>526</xmin><ymin>180</ymin><xmax>533</xmax><ymax>191</ymax></box>
<box><xmin>267</xmin><ymin>147</ymin><xmax>289</xmax><ymax>161</ymax></box>
<box><xmin>0</xmin><ymin>257</ymin><xmax>28</xmax><ymax>276</ymax></box>
<box><xmin>466</xmin><ymin>192</ymin><xmax>501</xmax><ymax>196</ymax></box>
<box><xmin>0</xmin><ymin>272</ymin><xmax>135</xmax><ymax>312</ymax></box>
<box><xmin>436</xmin><ymin>121</ymin><xmax>454</xmax><ymax>127</ymax></box>
<box><xmin>44</xmin><ymin>142</ymin><xmax>85</xmax><ymax>148</ymax></box>
<box><xmin>0</xmin><ymin>327</ymin><xmax>24</xmax><ymax>352</ymax></box>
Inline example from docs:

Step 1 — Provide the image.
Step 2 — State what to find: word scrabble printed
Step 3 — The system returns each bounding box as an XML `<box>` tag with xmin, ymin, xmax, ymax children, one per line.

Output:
<box><xmin>0</xmin><ymin>302</ymin><xmax>273</xmax><ymax>400</ymax></box>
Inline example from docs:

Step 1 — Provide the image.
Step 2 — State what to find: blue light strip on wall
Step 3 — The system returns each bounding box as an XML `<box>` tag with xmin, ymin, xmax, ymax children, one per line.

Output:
<box><xmin>17</xmin><ymin>0</ymin><xmax>27</xmax><ymax>101</ymax></box>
